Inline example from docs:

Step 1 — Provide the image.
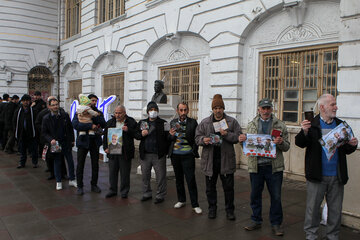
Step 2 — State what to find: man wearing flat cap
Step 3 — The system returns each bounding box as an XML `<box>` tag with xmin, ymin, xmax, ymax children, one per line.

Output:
<box><xmin>239</xmin><ymin>98</ymin><xmax>289</xmax><ymax>236</ymax></box>
<box><xmin>195</xmin><ymin>94</ymin><xmax>242</xmax><ymax>221</ymax></box>
<box><xmin>137</xmin><ymin>101</ymin><xmax>170</xmax><ymax>204</ymax></box>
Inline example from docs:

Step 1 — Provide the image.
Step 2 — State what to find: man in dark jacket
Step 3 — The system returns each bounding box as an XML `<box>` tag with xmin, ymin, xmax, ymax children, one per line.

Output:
<box><xmin>195</xmin><ymin>94</ymin><xmax>242</xmax><ymax>221</ymax></box>
<box><xmin>0</xmin><ymin>93</ymin><xmax>10</xmax><ymax>149</ymax></box>
<box><xmin>72</xmin><ymin>94</ymin><xmax>106</xmax><ymax>195</ymax></box>
<box><xmin>137</xmin><ymin>101</ymin><xmax>170</xmax><ymax>204</ymax></box>
<box><xmin>103</xmin><ymin>105</ymin><xmax>138</xmax><ymax>198</ymax></box>
<box><xmin>295</xmin><ymin>94</ymin><xmax>358</xmax><ymax>240</ymax></box>
<box><xmin>14</xmin><ymin>94</ymin><xmax>38</xmax><ymax>168</ymax></box>
<box><xmin>4</xmin><ymin>95</ymin><xmax>19</xmax><ymax>153</ymax></box>
<box><xmin>41</xmin><ymin>98</ymin><xmax>77</xmax><ymax>190</ymax></box>
<box><xmin>31</xmin><ymin>91</ymin><xmax>46</xmax><ymax>117</ymax></box>
<box><xmin>35</xmin><ymin>96</ymin><xmax>67</xmax><ymax>180</ymax></box>
<box><xmin>168</xmin><ymin>102</ymin><xmax>202</xmax><ymax>214</ymax></box>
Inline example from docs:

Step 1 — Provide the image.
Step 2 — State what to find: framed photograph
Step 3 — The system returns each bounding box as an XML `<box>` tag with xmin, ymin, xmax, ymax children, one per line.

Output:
<box><xmin>243</xmin><ymin>134</ymin><xmax>276</xmax><ymax>158</ymax></box>
<box><xmin>319</xmin><ymin>121</ymin><xmax>354</xmax><ymax>161</ymax></box>
<box><xmin>213</xmin><ymin>119</ymin><xmax>228</xmax><ymax>132</ymax></box>
<box><xmin>107</xmin><ymin>128</ymin><xmax>123</xmax><ymax>155</ymax></box>
<box><xmin>209</xmin><ymin>133</ymin><xmax>222</xmax><ymax>146</ymax></box>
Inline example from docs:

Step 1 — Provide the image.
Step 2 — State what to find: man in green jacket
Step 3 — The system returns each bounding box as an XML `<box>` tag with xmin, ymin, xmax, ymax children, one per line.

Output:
<box><xmin>239</xmin><ymin>98</ymin><xmax>289</xmax><ymax>236</ymax></box>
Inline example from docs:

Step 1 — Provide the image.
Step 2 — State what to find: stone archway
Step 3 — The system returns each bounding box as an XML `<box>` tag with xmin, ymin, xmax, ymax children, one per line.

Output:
<box><xmin>28</xmin><ymin>66</ymin><xmax>53</xmax><ymax>101</ymax></box>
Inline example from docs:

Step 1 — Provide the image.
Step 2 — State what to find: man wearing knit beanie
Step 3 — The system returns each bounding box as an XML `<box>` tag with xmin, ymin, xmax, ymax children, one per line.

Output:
<box><xmin>195</xmin><ymin>94</ymin><xmax>242</xmax><ymax>220</ymax></box>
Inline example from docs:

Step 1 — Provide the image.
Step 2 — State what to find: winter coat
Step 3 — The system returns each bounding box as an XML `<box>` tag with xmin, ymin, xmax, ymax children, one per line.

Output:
<box><xmin>295</xmin><ymin>114</ymin><xmax>357</xmax><ymax>184</ymax></box>
<box><xmin>195</xmin><ymin>113</ymin><xmax>242</xmax><ymax>176</ymax></box>
<box><xmin>246</xmin><ymin>114</ymin><xmax>290</xmax><ymax>173</ymax></box>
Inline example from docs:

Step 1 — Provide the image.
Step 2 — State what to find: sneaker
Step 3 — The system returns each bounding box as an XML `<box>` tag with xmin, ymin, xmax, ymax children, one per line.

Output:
<box><xmin>91</xmin><ymin>185</ymin><xmax>101</xmax><ymax>193</ymax></box>
<box><xmin>56</xmin><ymin>182</ymin><xmax>62</xmax><ymax>190</ymax></box>
<box><xmin>272</xmin><ymin>225</ymin><xmax>284</xmax><ymax>236</ymax></box>
<box><xmin>244</xmin><ymin>221</ymin><xmax>262</xmax><ymax>231</ymax></box>
<box><xmin>174</xmin><ymin>202</ymin><xmax>186</xmax><ymax>209</ymax></box>
<box><xmin>69</xmin><ymin>180</ymin><xmax>77</xmax><ymax>188</ymax></box>
<box><xmin>193</xmin><ymin>207</ymin><xmax>202</xmax><ymax>214</ymax></box>
<box><xmin>77</xmin><ymin>187</ymin><xmax>84</xmax><ymax>195</ymax></box>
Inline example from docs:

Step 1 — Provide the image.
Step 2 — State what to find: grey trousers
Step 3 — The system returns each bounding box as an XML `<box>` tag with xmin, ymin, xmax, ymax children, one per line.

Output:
<box><xmin>141</xmin><ymin>153</ymin><xmax>167</xmax><ymax>200</ymax></box>
<box><xmin>304</xmin><ymin>176</ymin><xmax>344</xmax><ymax>240</ymax></box>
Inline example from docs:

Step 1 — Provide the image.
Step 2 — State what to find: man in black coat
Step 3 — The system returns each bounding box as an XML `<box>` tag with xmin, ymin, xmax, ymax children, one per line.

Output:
<box><xmin>14</xmin><ymin>94</ymin><xmax>38</xmax><ymax>168</ymax></box>
<box><xmin>35</xmin><ymin>96</ymin><xmax>67</xmax><ymax>179</ymax></box>
<box><xmin>31</xmin><ymin>91</ymin><xmax>46</xmax><ymax>117</ymax></box>
<box><xmin>72</xmin><ymin>94</ymin><xmax>106</xmax><ymax>195</ymax></box>
<box><xmin>4</xmin><ymin>95</ymin><xmax>19</xmax><ymax>153</ymax></box>
<box><xmin>137</xmin><ymin>101</ymin><xmax>170</xmax><ymax>204</ymax></box>
<box><xmin>0</xmin><ymin>93</ymin><xmax>10</xmax><ymax>149</ymax></box>
<box><xmin>41</xmin><ymin>98</ymin><xmax>77</xmax><ymax>190</ymax></box>
<box><xmin>168</xmin><ymin>102</ymin><xmax>202</xmax><ymax>214</ymax></box>
<box><xmin>103</xmin><ymin>105</ymin><xmax>138</xmax><ymax>198</ymax></box>
<box><xmin>295</xmin><ymin>94</ymin><xmax>358</xmax><ymax>240</ymax></box>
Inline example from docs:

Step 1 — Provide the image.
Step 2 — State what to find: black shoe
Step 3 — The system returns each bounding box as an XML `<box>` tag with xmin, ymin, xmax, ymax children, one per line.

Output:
<box><xmin>105</xmin><ymin>192</ymin><xmax>117</xmax><ymax>198</ymax></box>
<box><xmin>17</xmin><ymin>165</ymin><xmax>24</xmax><ymax>169</ymax></box>
<box><xmin>45</xmin><ymin>169</ymin><xmax>50</xmax><ymax>172</ymax></box>
<box><xmin>208</xmin><ymin>210</ymin><xmax>217</xmax><ymax>219</ymax></box>
<box><xmin>154</xmin><ymin>198</ymin><xmax>164</xmax><ymax>204</ymax></box>
<box><xmin>141</xmin><ymin>196</ymin><xmax>152</xmax><ymax>202</ymax></box>
<box><xmin>121</xmin><ymin>194</ymin><xmax>128</xmax><ymax>199</ymax></box>
<box><xmin>244</xmin><ymin>222</ymin><xmax>262</xmax><ymax>231</ymax></box>
<box><xmin>33</xmin><ymin>164</ymin><xmax>38</xmax><ymax>168</ymax></box>
<box><xmin>47</xmin><ymin>175</ymin><xmax>55</xmax><ymax>180</ymax></box>
<box><xmin>91</xmin><ymin>185</ymin><xmax>101</xmax><ymax>193</ymax></box>
<box><xmin>77</xmin><ymin>187</ymin><xmax>84</xmax><ymax>195</ymax></box>
<box><xmin>272</xmin><ymin>225</ymin><xmax>284</xmax><ymax>236</ymax></box>
<box><xmin>226</xmin><ymin>212</ymin><xmax>236</xmax><ymax>221</ymax></box>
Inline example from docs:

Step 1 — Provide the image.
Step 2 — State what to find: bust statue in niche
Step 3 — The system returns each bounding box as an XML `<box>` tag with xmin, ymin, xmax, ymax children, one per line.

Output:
<box><xmin>151</xmin><ymin>80</ymin><xmax>167</xmax><ymax>104</ymax></box>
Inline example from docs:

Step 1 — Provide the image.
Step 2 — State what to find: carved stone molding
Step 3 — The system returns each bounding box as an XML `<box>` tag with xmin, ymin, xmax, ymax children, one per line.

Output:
<box><xmin>168</xmin><ymin>49</ymin><xmax>188</xmax><ymax>62</ymax></box>
<box><xmin>277</xmin><ymin>24</ymin><xmax>321</xmax><ymax>44</ymax></box>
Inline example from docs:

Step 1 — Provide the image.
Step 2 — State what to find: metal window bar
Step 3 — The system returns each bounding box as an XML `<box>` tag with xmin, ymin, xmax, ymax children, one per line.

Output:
<box><xmin>160</xmin><ymin>62</ymin><xmax>200</xmax><ymax>119</ymax></box>
<box><xmin>260</xmin><ymin>46</ymin><xmax>338</xmax><ymax>125</ymax></box>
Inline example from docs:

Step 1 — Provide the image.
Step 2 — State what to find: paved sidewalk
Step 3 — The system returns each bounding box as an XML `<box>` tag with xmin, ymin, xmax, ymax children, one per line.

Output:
<box><xmin>0</xmin><ymin>150</ymin><xmax>359</xmax><ymax>240</ymax></box>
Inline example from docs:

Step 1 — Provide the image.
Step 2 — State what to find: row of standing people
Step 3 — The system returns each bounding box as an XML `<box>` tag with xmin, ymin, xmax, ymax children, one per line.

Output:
<box><xmin>1</xmin><ymin>91</ymin><xmax>357</xmax><ymax>239</ymax></box>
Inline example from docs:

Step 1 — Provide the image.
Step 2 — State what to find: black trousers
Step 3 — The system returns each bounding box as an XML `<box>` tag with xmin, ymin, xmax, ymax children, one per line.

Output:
<box><xmin>205</xmin><ymin>157</ymin><xmax>234</xmax><ymax>213</ymax></box>
<box><xmin>2</xmin><ymin>127</ymin><xmax>10</xmax><ymax>150</ymax></box>
<box><xmin>108</xmin><ymin>155</ymin><xmax>131</xmax><ymax>196</ymax></box>
<box><xmin>171</xmin><ymin>154</ymin><xmax>199</xmax><ymax>208</ymax></box>
<box><xmin>76</xmin><ymin>138</ymin><xmax>99</xmax><ymax>188</ymax></box>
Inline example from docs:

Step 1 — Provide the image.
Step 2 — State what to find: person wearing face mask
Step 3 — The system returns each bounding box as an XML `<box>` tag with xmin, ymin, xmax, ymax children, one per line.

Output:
<box><xmin>168</xmin><ymin>102</ymin><xmax>202</xmax><ymax>214</ymax></box>
<box><xmin>137</xmin><ymin>101</ymin><xmax>170</xmax><ymax>204</ymax></box>
<box><xmin>103</xmin><ymin>105</ymin><xmax>138</xmax><ymax>199</ymax></box>
<box><xmin>195</xmin><ymin>94</ymin><xmax>242</xmax><ymax>221</ymax></box>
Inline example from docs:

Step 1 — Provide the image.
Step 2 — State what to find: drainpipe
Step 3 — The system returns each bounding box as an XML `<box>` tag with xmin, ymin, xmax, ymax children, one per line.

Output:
<box><xmin>56</xmin><ymin>0</ymin><xmax>61</xmax><ymax>102</ymax></box>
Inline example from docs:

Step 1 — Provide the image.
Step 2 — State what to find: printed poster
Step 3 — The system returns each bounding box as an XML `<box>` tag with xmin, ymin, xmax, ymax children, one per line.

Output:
<box><xmin>107</xmin><ymin>128</ymin><xmax>123</xmax><ymax>155</ymax></box>
<box><xmin>243</xmin><ymin>134</ymin><xmax>276</xmax><ymax>158</ymax></box>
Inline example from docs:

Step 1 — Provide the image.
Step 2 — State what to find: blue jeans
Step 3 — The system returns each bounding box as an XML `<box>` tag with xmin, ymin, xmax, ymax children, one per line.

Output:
<box><xmin>250</xmin><ymin>165</ymin><xmax>283</xmax><ymax>225</ymax></box>
<box><xmin>54</xmin><ymin>145</ymin><xmax>75</xmax><ymax>182</ymax></box>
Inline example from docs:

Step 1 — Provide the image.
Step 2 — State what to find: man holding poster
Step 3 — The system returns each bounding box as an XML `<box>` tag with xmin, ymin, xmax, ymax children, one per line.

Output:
<box><xmin>295</xmin><ymin>94</ymin><xmax>358</xmax><ymax>240</ymax></box>
<box><xmin>239</xmin><ymin>98</ymin><xmax>289</xmax><ymax>236</ymax></box>
<box><xmin>103</xmin><ymin>105</ymin><xmax>138</xmax><ymax>199</ymax></box>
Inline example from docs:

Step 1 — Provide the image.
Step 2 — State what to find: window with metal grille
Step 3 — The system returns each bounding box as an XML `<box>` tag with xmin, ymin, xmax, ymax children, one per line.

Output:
<box><xmin>103</xmin><ymin>73</ymin><xmax>124</xmax><ymax>116</ymax></box>
<box><xmin>28</xmin><ymin>66</ymin><xmax>53</xmax><ymax>101</ymax></box>
<box><xmin>160</xmin><ymin>62</ymin><xmax>200</xmax><ymax>119</ymax></box>
<box><xmin>68</xmin><ymin>79</ymin><xmax>82</xmax><ymax>103</ymax></box>
<box><xmin>98</xmin><ymin>0</ymin><xmax>125</xmax><ymax>24</ymax></box>
<box><xmin>260</xmin><ymin>45</ymin><xmax>338</xmax><ymax>125</ymax></box>
<box><xmin>65</xmin><ymin>0</ymin><xmax>81</xmax><ymax>38</ymax></box>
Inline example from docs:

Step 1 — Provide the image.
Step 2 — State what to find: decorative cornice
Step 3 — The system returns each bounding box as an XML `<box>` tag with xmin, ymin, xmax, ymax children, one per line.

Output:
<box><xmin>168</xmin><ymin>49</ymin><xmax>188</xmax><ymax>62</ymax></box>
<box><xmin>277</xmin><ymin>24</ymin><xmax>321</xmax><ymax>44</ymax></box>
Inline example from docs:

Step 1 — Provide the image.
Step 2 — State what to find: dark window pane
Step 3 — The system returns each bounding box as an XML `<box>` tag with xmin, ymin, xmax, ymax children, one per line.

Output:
<box><xmin>284</xmin><ymin>90</ymin><xmax>298</xmax><ymax>99</ymax></box>
<box><xmin>283</xmin><ymin>112</ymin><xmax>298</xmax><ymax>122</ymax></box>
<box><xmin>283</xmin><ymin>101</ymin><xmax>298</xmax><ymax>111</ymax></box>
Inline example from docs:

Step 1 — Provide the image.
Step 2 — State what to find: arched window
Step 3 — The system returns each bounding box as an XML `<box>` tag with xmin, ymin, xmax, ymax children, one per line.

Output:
<box><xmin>28</xmin><ymin>66</ymin><xmax>53</xmax><ymax>101</ymax></box>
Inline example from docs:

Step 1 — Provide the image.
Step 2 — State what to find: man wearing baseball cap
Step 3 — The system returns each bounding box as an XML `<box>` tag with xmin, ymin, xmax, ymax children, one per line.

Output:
<box><xmin>239</xmin><ymin>98</ymin><xmax>289</xmax><ymax>236</ymax></box>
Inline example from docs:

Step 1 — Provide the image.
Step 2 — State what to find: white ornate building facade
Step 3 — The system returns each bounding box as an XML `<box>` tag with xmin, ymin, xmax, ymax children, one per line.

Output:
<box><xmin>1</xmin><ymin>0</ymin><xmax>360</xmax><ymax>228</ymax></box>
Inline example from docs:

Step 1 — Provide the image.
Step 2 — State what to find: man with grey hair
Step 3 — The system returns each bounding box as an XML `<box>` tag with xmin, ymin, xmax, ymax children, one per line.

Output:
<box><xmin>295</xmin><ymin>94</ymin><xmax>358</xmax><ymax>240</ymax></box>
<box><xmin>103</xmin><ymin>105</ymin><xmax>138</xmax><ymax>198</ymax></box>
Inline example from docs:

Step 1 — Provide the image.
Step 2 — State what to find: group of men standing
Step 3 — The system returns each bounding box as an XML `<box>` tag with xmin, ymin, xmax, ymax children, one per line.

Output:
<box><xmin>0</xmin><ymin>91</ymin><xmax>357</xmax><ymax>239</ymax></box>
